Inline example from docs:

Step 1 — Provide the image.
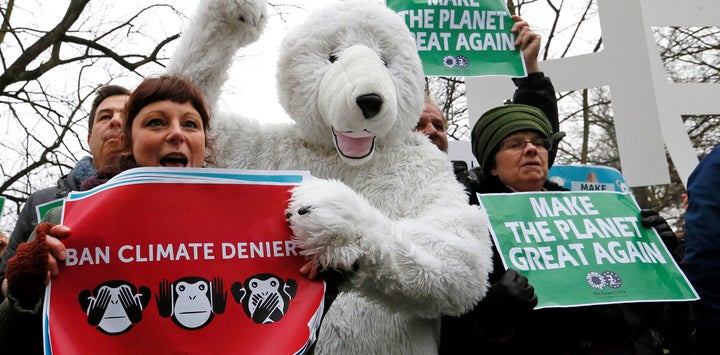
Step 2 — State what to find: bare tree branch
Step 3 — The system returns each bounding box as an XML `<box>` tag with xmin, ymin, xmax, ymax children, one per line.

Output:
<box><xmin>0</xmin><ymin>0</ymin><xmax>90</xmax><ymax>91</ymax></box>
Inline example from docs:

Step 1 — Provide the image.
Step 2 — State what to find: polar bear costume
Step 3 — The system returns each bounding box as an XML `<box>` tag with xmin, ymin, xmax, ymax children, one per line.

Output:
<box><xmin>168</xmin><ymin>1</ymin><xmax>493</xmax><ymax>353</ymax></box>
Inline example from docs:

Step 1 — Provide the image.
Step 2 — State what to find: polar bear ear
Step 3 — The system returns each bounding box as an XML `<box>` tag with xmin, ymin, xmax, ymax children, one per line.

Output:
<box><xmin>276</xmin><ymin>0</ymin><xmax>425</xmax><ymax>150</ymax></box>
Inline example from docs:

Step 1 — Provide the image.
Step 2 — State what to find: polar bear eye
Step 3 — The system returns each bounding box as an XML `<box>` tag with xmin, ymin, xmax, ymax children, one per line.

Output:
<box><xmin>328</xmin><ymin>54</ymin><xmax>338</xmax><ymax>63</ymax></box>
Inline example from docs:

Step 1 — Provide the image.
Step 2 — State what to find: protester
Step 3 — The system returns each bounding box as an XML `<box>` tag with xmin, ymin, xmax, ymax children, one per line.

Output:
<box><xmin>505</xmin><ymin>15</ymin><xmax>560</xmax><ymax>148</ymax></box>
<box><xmin>415</xmin><ymin>93</ymin><xmax>479</xmax><ymax>199</ymax></box>
<box><xmin>0</xmin><ymin>74</ymin><xmax>215</xmax><ymax>354</ymax></box>
<box><xmin>0</xmin><ymin>231</ymin><xmax>8</xmax><ymax>258</ymax></box>
<box><xmin>415</xmin><ymin>15</ymin><xmax>560</xmax><ymax>203</ymax></box>
<box><xmin>0</xmin><ymin>84</ymin><xmax>131</xmax><ymax>299</ymax></box>
<box><xmin>438</xmin><ymin>103</ymin><xmax>689</xmax><ymax>354</ymax></box>
<box><xmin>415</xmin><ymin>15</ymin><xmax>559</xmax><ymax>152</ymax></box>
<box><xmin>682</xmin><ymin>144</ymin><xmax>720</xmax><ymax>354</ymax></box>
<box><xmin>416</xmin><ymin>94</ymin><xmax>449</xmax><ymax>153</ymax></box>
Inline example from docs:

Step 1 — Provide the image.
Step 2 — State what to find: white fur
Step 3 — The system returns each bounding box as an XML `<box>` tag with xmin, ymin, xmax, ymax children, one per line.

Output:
<box><xmin>169</xmin><ymin>1</ymin><xmax>493</xmax><ymax>354</ymax></box>
<box><xmin>166</xmin><ymin>0</ymin><xmax>268</xmax><ymax>108</ymax></box>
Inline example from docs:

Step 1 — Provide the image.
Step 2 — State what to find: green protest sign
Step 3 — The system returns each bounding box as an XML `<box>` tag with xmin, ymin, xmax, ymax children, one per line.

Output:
<box><xmin>36</xmin><ymin>198</ymin><xmax>64</xmax><ymax>222</ymax></box>
<box><xmin>385</xmin><ymin>0</ymin><xmax>526</xmax><ymax>77</ymax></box>
<box><xmin>0</xmin><ymin>196</ymin><xmax>4</xmax><ymax>222</ymax></box>
<box><xmin>478</xmin><ymin>191</ymin><xmax>698</xmax><ymax>309</ymax></box>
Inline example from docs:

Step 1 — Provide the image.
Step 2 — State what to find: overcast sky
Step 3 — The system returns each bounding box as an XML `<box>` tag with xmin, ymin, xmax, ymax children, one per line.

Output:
<box><xmin>17</xmin><ymin>0</ymin><xmax>337</xmax><ymax>122</ymax></box>
<box><xmin>101</xmin><ymin>0</ymin><xmax>573</xmax><ymax>125</ymax></box>
<box><xmin>1</xmin><ymin>0</ymin><xmax>597</xmax><ymax>229</ymax></box>
<box><xmin>197</xmin><ymin>0</ymin><xmax>337</xmax><ymax>124</ymax></box>
<box><xmin>20</xmin><ymin>0</ymin><xmax>572</xmax><ymax>125</ymax></box>
<box><xmin>197</xmin><ymin>0</ymin><xmax>583</xmax><ymax>125</ymax></box>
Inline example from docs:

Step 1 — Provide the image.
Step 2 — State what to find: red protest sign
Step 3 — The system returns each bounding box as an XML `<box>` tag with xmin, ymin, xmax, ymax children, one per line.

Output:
<box><xmin>45</xmin><ymin>171</ymin><xmax>324</xmax><ymax>354</ymax></box>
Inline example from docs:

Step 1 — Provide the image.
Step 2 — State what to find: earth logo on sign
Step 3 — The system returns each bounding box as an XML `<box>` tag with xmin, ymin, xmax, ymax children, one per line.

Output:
<box><xmin>586</xmin><ymin>270</ymin><xmax>623</xmax><ymax>290</ymax></box>
<box><xmin>442</xmin><ymin>55</ymin><xmax>470</xmax><ymax>69</ymax></box>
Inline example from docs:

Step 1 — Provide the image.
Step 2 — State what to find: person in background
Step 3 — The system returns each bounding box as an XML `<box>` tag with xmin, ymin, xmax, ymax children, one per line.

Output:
<box><xmin>416</xmin><ymin>94</ymin><xmax>449</xmax><ymax>153</ymax></box>
<box><xmin>0</xmin><ymin>84</ymin><xmax>131</xmax><ymax>300</ymax></box>
<box><xmin>439</xmin><ymin>103</ymin><xmax>689</xmax><ymax>354</ymax></box>
<box><xmin>415</xmin><ymin>94</ymin><xmax>479</xmax><ymax>197</ymax></box>
<box><xmin>415</xmin><ymin>15</ymin><xmax>561</xmax><ymax>203</ymax></box>
<box><xmin>682</xmin><ymin>144</ymin><xmax>720</xmax><ymax>354</ymax></box>
<box><xmin>0</xmin><ymin>231</ymin><xmax>8</xmax><ymax>258</ymax></box>
<box><xmin>415</xmin><ymin>15</ymin><xmax>560</xmax><ymax>153</ymax></box>
<box><xmin>0</xmin><ymin>74</ymin><xmax>214</xmax><ymax>354</ymax></box>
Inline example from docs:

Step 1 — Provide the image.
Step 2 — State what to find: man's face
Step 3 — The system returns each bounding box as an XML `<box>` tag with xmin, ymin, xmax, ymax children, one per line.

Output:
<box><xmin>415</xmin><ymin>103</ymin><xmax>448</xmax><ymax>152</ymax></box>
<box><xmin>88</xmin><ymin>95</ymin><xmax>128</xmax><ymax>170</ymax></box>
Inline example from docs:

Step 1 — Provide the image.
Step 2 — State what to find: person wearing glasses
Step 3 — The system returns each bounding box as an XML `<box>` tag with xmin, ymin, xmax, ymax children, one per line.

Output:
<box><xmin>469</xmin><ymin>104</ymin><xmax>562</xmax><ymax>194</ymax></box>
<box><xmin>439</xmin><ymin>103</ymin><xmax>686</xmax><ymax>354</ymax></box>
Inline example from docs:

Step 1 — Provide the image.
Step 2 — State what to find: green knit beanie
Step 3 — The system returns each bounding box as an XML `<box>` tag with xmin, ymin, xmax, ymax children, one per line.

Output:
<box><xmin>471</xmin><ymin>103</ymin><xmax>553</xmax><ymax>174</ymax></box>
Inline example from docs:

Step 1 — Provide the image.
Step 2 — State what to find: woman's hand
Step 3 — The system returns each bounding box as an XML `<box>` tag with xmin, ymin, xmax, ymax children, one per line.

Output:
<box><xmin>299</xmin><ymin>257</ymin><xmax>320</xmax><ymax>280</ymax></box>
<box><xmin>45</xmin><ymin>224</ymin><xmax>70</xmax><ymax>281</ymax></box>
<box><xmin>511</xmin><ymin>15</ymin><xmax>542</xmax><ymax>73</ymax></box>
<box><xmin>4</xmin><ymin>223</ymin><xmax>69</xmax><ymax>308</ymax></box>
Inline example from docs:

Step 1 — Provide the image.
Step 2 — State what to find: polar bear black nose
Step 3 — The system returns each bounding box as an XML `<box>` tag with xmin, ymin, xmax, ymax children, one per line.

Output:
<box><xmin>356</xmin><ymin>94</ymin><xmax>383</xmax><ymax>118</ymax></box>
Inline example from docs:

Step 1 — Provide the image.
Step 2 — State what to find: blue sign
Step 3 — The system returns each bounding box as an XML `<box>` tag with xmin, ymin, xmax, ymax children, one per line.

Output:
<box><xmin>548</xmin><ymin>165</ymin><xmax>628</xmax><ymax>193</ymax></box>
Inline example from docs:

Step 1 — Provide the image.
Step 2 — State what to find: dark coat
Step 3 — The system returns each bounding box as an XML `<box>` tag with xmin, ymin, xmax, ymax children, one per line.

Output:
<box><xmin>441</xmin><ymin>171</ymin><xmax>687</xmax><ymax>355</ymax></box>
<box><xmin>681</xmin><ymin>144</ymin><xmax>720</xmax><ymax>353</ymax></box>
<box><xmin>0</xmin><ymin>155</ymin><xmax>136</xmax><ymax>354</ymax></box>
<box><xmin>0</xmin><ymin>156</ymin><xmax>96</xmax><ymax>299</ymax></box>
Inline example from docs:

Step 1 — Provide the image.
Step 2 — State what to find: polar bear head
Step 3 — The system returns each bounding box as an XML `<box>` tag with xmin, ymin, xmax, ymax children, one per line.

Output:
<box><xmin>276</xmin><ymin>0</ymin><xmax>425</xmax><ymax>166</ymax></box>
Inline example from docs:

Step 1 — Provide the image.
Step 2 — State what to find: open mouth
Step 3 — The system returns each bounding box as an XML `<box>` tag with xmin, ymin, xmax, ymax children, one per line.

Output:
<box><xmin>159</xmin><ymin>154</ymin><xmax>189</xmax><ymax>167</ymax></box>
<box><xmin>332</xmin><ymin>127</ymin><xmax>376</xmax><ymax>159</ymax></box>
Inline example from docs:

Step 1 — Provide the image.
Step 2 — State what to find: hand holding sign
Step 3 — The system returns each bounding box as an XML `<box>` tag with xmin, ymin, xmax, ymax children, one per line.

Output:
<box><xmin>640</xmin><ymin>209</ymin><xmax>680</xmax><ymax>259</ymax></box>
<box><xmin>511</xmin><ymin>15</ymin><xmax>540</xmax><ymax>73</ymax></box>
<box><xmin>484</xmin><ymin>268</ymin><xmax>537</xmax><ymax>317</ymax></box>
<box><xmin>5</xmin><ymin>222</ymin><xmax>67</xmax><ymax>309</ymax></box>
<box><xmin>478</xmin><ymin>191</ymin><xmax>697</xmax><ymax>308</ymax></box>
<box><xmin>43</xmin><ymin>168</ymin><xmax>325</xmax><ymax>354</ymax></box>
<box><xmin>473</xmin><ymin>268</ymin><xmax>536</xmax><ymax>340</ymax></box>
<box><xmin>387</xmin><ymin>0</ymin><xmax>526</xmax><ymax>77</ymax></box>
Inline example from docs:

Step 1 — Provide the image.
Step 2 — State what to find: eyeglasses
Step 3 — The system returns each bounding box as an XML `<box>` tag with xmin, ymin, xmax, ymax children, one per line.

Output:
<box><xmin>500</xmin><ymin>137</ymin><xmax>553</xmax><ymax>151</ymax></box>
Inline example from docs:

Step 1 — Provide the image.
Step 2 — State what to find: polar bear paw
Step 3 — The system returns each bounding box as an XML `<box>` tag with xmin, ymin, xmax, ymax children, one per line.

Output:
<box><xmin>286</xmin><ymin>179</ymin><xmax>378</xmax><ymax>272</ymax></box>
<box><xmin>205</xmin><ymin>0</ymin><xmax>268</xmax><ymax>45</ymax></box>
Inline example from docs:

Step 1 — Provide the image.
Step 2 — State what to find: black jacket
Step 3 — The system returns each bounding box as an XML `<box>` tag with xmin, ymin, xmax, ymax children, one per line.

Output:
<box><xmin>0</xmin><ymin>156</ymin><xmax>95</xmax><ymax>301</ymax></box>
<box><xmin>441</xmin><ymin>172</ymin><xmax>688</xmax><ymax>355</ymax></box>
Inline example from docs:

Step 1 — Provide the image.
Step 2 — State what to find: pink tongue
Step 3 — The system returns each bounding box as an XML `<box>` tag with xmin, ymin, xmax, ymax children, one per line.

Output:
<box><xmin>334</xmin><ymin>130</ymin><xmax>375</xmax><ymax>158</ymax></box>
